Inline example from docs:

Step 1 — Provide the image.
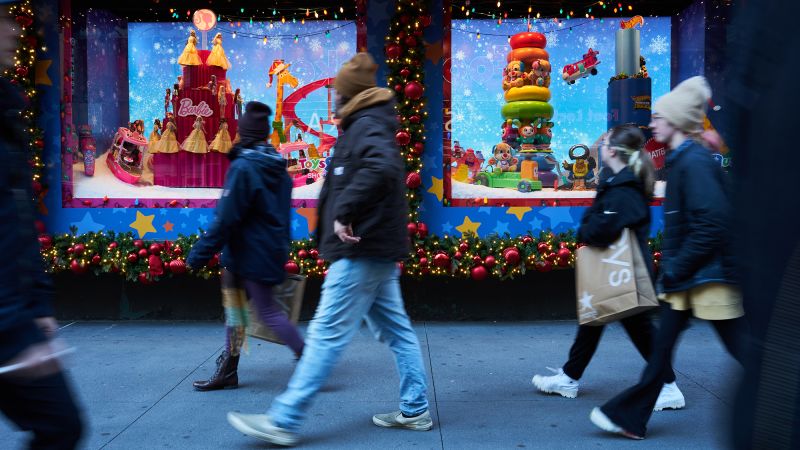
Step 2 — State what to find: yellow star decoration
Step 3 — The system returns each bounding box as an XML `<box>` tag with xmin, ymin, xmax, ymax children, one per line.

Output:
<box><xmin>506</xmin><ymin>206</ymin><xmax>532</xmax><ymax>221</ymax></box>
<box><xmin>130</xmin><ymin>211</ymin><xmax>157</xmax><ymax>238</ymax></box>
<box><xmin>35</xmin><ymin>59</ymin><xmax>52</xmax><ymax>86</ymax></box>
<box><xmin>456</xmin><ymin>216</ymin><xmax>481</xmax><ymax>237</ymax></box>
<box><xmin>428</xmin><ymin>176</ymin><xmax>443</xmax><ymax>202</ymax></box>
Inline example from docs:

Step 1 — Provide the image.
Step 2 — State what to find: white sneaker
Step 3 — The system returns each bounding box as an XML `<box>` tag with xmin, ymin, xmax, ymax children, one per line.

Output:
<box><xmin>531</xmin><ymin>367</ymin><xmax>579</xmax><ymax>398</ymax></box>
<box><xmin>372</xmin><ymin>410</ymin><xmax>433</xmax><ymax>431</ymax></box>
<box><xmin>226</xmin><ymin>412</ymin><xmax>299</xmax><ymax>447</ymax></box>
<box><xmin>590</xmin><ymin>407</ymin><xmax>644</xmax><ymax>440</ymax></box>
<box><xmin>654</xmin><ymin>382</ymin><xmax>686</xmax><ymax>411</ymax></box>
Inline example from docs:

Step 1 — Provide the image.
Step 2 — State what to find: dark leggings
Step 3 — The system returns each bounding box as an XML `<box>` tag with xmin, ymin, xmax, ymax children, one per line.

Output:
<box><xmin>563</xmin><ymin>311</ymin><xmax>676</xmax><ymax>383</ymax></box>
<box><xmin>601</xmin><ymin>302</ymin><xmax>748</xmax><ymax>437</ymax></box>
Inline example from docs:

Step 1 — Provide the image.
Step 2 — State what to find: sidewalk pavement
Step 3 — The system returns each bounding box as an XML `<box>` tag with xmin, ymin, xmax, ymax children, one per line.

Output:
<box><xmin>1</xmin><ymin>321</ymin><xmax>739</xmax><ymax>449</ymax></box>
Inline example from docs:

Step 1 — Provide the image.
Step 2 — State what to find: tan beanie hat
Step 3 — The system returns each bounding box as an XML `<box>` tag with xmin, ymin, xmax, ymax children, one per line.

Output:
<box><xmin>334</xmin><ymin>53</ymin><xmax>378</xmax><ymax>99</ymax></box>
<box><xmin>652</xmin><ymin>76</ymin><xmax>711</xmax><ymax>133</ymax></box>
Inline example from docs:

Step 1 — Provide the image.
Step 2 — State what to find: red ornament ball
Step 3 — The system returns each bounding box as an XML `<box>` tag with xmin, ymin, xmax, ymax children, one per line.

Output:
<box><xmin>653</xmin><ymin>251</ymin><xmax>662</xmax><ymax>261</ymax></box>
<box><xmin>416</xmin><ymin>222</ymin><xmax>428</xmax><ymax>239</ymax></box>
<box><xmin>400</xmin><ymin>68</ymin><xmax>411</xmax><ymax>78</ymax></box>
<box><xmin>316</xmin><ymin>258</ymin><xmax>326</xmax><ymax>268</ymax></box>
<box><xmin>127</xmin><ymin>253</ymin><xmax>138</xmax><ymax>263</ymax></box>
<box><xmin>138</xmin><ymin>272</ymin><xmax>152</xmax><ymax>285</ymax></box>
<box><xmin>396</xmin><ymin>130</ymin><xmax>411</xmax><ymax>146</ymax></box>
<box><xmin>557</xmin><ymin>248</ymin><xmax>571</xmax><ymax>259</ymax></box>
<box><xmin>406</xmin><ymin>172</ymin><xmax>422</xmax><ymax>189</ymax></box>
<box><xmin>385</xmin><ymin>43</ymin><xmax>402</xmax><ymax>59</ymax></box>
<box><xmin>416</xmin><ymin>248</ymin><xmax>426</xmax><ymax>257</ymax></box>
<box><xmin>404</xmin><ymin>81</ymin><xmax>424</xmax><ymax>100</ymax></box>
<box><xmin>148</xmin><ymin>255</ymin><xmax>164</xmax><ymax>276</ymax></box>
<box><xmin>419</xmin><ymin>257</ymin><xmax>429</xmax><ymax>267</ymax></box>
<box><xmin>433</xmin><ymin>253</ymin><xmax>451</xmax><ymax>268</ymax></box>
<box><xmin>404</xmin><ymin>36</ymin><xmax>417</xmax><ymax>48</ymax></box>
<box><xmin>73</xmin><ymin>243</ymin><xmax>85</xmax><ymax>256</ymax></box>
<box><xmin>285</xmin><ymin>261</ymin><xmax>300</xmax><ymax>274</ymax></box>
<box><xmin>38</xmin><ymin>235</ymin><xmax>53</xmax><ymax>249</ymax></box>
<box><xmin>459</xmin><ymin>242</ymin><xmax>469</xmax><ymax>253</ymax></box>
<box><xmin>134</xmin><ymin>240</ymin><xmax>144</xmax><ymax>249</ymax></box>
<box><xmin>67</xmin><ymin>247</ymin><xmax>74</xmax><ymax>254</ymax></box>
<box><xmin>108</xmin><ymin>242</ymin><xmax>118</xmax><ymax>250</ymax></box>
<box><xmin>394</xmin><ymin>84</ymin><xmax>404</xmax><ymax>92</ymax></box>
<box><xmin>309</xmin><ymin>249</ymin><xmax>320</xmax><ymax>260</ymax></box>
<box><xmin>149</xmin><ymin>243</ymin><xmax>162</xmax><ymax>255</ymax></box>
<box><xmin>138</xmin><ymin>248</ymin><xmax>149</xmax><ymax>259</ymax></box>
<box><xmin>472</xmin><ymin>255</ymin><xmax>483</xmax><ymax>265</ymax></box>
<box><xmin>535</xmin><ymin>260</ymin><xmax>553</xmax><ymax>273</ymax></box>
<box><xmin>110</xmin><ymin>263</ymin><xmax>120</xmax><ymax>273</ymax></box>
<box><xmin>503</xmin><ymin>248</ymin><xmax>521</xmax><ymax>265</ymax></box>
<box><xmin>34</xmin><ymin>138</ymin><xmax>44</xmax><ymax>149</ymax></box>
<box><xmin>410</xmin><ymin>142</ymin><xmax>425</xmax><ymax>156</ymax></box>
<box><xmin>557</xmin><ymin>256</ymin><xmax>570</xmax><ymax>268</ymax></box>
<box><xmin>471</xmin><ymin>265</ymin><xmax>489</xmax><ymax>281</ymax></box>
<box><xmin>454</xmin><ymin>251</ymin><xmax>463</xmax><ymax>260</ymax></box>
<box><xmin>407</xmin><ymin>222</ymin><xmax>418</xmax><ymax>235</ymax></box>
<box><xmin>537</xmin><ymin>242</ymin><xmax>549</xmax><ymax>254</ymax></box>
<box><xmin>522</xmin><ymin>235</ymin><xmax>533</xmax><ymax>245</ymax></box>
<box><xmin>484</xmin><ymin>255</ymin><xmax>497</xmax><ymax>269</ymax></box>
<box><xmin>409</xmin><ymin>115</ymin><xmax>421</xmax><ymax>124</ymax></box>
<box><xmin>15</xmin><ymin>65</ymin><xmax>28</xmax><ymax>77</ymax></box>
<box><xmin>70</xmin><ymin>259</ymin><xmax>87</xmax><ymax>275</ymax></box>
<box><xmin>91</xmin><ymin>255</ymin><xmax>101</xmax><ymax>265</ymax></box>
<box><xmin>297</xmin><ymin>249</ymin><xmax>309</xmax><ymax>259</ymax></box>
<box><xmin>172</xmin><ymin>246</ymin><xmax>182</xmax><ymax>256</ymax></box>
<box><xmin>545</xmin><ymin>252</ymin><xmax>558</xmax><ymax>263</ymax></box>
<box><xmin>169</xmin><ymin>259</ymin><xmax>187</xmax><ymax>274</ymax></box>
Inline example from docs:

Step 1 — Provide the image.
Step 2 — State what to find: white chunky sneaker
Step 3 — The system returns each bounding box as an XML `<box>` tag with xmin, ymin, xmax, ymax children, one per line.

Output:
<box><xmin>372</xmin><ymin>410</ymin><xmax>433</xmax><ymax>431</ymax></box>
<box><xmin>590</xmin><ymin>407</ymin><xmax>644</xmax><ymax>440</ymax></box>
<box><xmin>654</xmin><ymin>382</ymin><xmax>686</xmax><ymax>411</ymax></box>
<box><xmin>227</xmin><ymin>413</ymin><xmax>299</xmax><ymax>447</ymax></box>
<box><xmin>531</xmin><ymin>367</ymin><xmax>579</xmax><ymax>398</ymax></box>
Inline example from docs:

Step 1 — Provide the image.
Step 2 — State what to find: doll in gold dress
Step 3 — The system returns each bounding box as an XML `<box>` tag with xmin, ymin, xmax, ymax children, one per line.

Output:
<box><xmin>217</xmin><ymin>85</ymin><xmax>227</xmax><ymax>111</ymax></box>
<box><xmin>177</xmin><ymin>30</ymin><xmax>202</xmax><ymax>66</ymax></box>
<box><xmin>206</xmin><ymin>32</ymin><xmax>231</xmax><ymax>70</ymax></box>
<box><xmin>154</xmin><ymin>120</ymin><xmax>179</xmax><ymax>154</ymax></box>
<box><xmin>182</xmin><ymin>115</ymin><xmax>208</xmax><ymax>153</ymax></box>
<box><xmin>209</xmin><ymin>119</ymin><xmax>233</xmax><ymax>153</ymax></box>
<box><xmin>149</xmin><ymin>119</ymin><xmax>161</xmax><ymax>144</ymax></box>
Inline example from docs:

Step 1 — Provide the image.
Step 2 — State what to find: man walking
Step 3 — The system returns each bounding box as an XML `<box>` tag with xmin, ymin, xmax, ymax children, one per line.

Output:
<box><xmin>227</xmin><ymin>53</ymin><xmax>431</xmax><ymax>446</ymax></box>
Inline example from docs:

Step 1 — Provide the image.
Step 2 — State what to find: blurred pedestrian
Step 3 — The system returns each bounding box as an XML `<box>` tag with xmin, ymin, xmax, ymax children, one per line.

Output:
<box><xmin>532</xmin><ymin>124</ymin><xmax>684</xmax><ymax>412</ymax></box>
<box><xmin>590</xmin><ymin>76</ymin><xmax>748</xmax><ymax>440</ymax></box>
<box><xmin>0</xmin><ymin>4</ymin><xmax>83</xmax><ymax>448</ymax></box>
<box><xmin>187</xmin><ymin>101</ymin><xmax>304</xmax><ymax>391</ymax></box>
<box><xmin>226</xmin><ymin>53</ymin><xmax>431</xmax><ymax>446</ymax></box>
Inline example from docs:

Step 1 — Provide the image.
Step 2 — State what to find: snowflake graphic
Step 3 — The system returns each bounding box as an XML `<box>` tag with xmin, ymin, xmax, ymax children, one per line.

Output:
<box><xmin>309</xmin><ymin>38</ymin><xmax>322</xmax><ymax>53</ymax></box>
<box><xmin>459</xmin><ymin>22</ymin><xmax>467</xmax><ymax>30</ymax></box>
<box><xmin>546</xmin><ymin>31</ymin><xmax>558</xmax><ymax>47</ymax></box>
<box><xmin>649</xmin><ymin>35</ymin><xmax>668</xmax><ymax>55</ymax></box>
<box><xmin>585</xmin><ymin>36</ymin><xmax>598</xmax><ymax>49</ymax></box>
<box><xmin>464</xmin><ymin>88</ymin><xmax>472</xmax><ymax>97</ymax></box>
<box><xmin>268</xmin><ymin>37</ymin><xmax>282</xmax><ymax>49</ymax></box>
<box><xmin>338</xmin><ymin>41</ymin><xmax>351</xmax><ymax>53</ymax></box>
<box><xmin>455</xmin><ymin>50</ymin><xmax>466</xmax><ymax>61</ymax></box>
<box><xmin>495</xmin><ymin>92</ymin><xmax>503</xmax><ymax>101</ymax></box>
<box><xmin>486</xmin><ymin>52</ymin><xmax>494</xmax><ymax>61</ymax></box>
<box><xmin>153</xmin><ymin>42</ymin><xmax>161</xmax><ymax>51</ymax></box>
<box><xmin>455</xmin><ymin>112</ymin><xmax>465</xmax><ymax>122</ymax></box>
<box><xmin>169</xmin><ymin>57</ymin><xmax>176</xmax><ymax>65</ymax></box>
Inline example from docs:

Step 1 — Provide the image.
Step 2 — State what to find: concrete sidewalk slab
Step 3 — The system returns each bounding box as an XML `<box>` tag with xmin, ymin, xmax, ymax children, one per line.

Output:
<box><xmin>0</xmin><ymin>321</ymin><xmax>739</xmax><ymax>449</ymax></box>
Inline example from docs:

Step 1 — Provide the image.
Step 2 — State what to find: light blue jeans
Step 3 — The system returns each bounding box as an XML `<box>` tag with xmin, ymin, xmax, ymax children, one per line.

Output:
<box><xmin>267</xmin><ymin>258</ymin><xmax>429</xmax><ymax>431</ymax></box>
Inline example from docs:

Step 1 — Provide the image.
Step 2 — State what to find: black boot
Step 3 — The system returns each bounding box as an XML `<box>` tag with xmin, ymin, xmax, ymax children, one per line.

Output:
<box><xmin>193</xmin><ymin>351</ymin><xmax>239</xmax><ymax>391</ymax></box>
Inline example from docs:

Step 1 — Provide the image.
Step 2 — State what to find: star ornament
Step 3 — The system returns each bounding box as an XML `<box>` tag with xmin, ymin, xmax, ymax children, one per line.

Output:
<box><xmin>129</xmin><ymin>211</ymin><xmax>157</xmax><ymax>238</ymax></box>
<box><xmin>506</xmin><ymin>206</ymin><xmax>532</xmax><ymax>221</ymax></box>
<box><xmin>578</xmin><ymin>291</ymin><xmax>595</xmax><ymax>311</ymax></box>
<box><xmin>455</xmin><ymin>216</ymin><xmax>481</xmax><ymax>237</ymax></box>
<box><xmin>428</xmin><ymin>176</ymin><xmax>443</xmax><ymax>202</ymax></box>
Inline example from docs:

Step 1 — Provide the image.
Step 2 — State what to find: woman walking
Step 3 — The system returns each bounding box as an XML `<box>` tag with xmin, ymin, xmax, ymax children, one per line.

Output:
<box><xmin>187</xmin><ymin>101</ymin><xmax>304</xmax><ymax>391</ymax></box>
<box><xmin>591</xmin><ymin>76</ymin><xmax>748</xmax><ymax>439</ymax></box>
<box><xmin>531</xmin><ymin>124</ymin><xmax>684</xmax><ymax>411</ymax></box>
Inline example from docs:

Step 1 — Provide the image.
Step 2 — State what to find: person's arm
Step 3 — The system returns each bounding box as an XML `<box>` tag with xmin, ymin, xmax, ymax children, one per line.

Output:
<box><xmin>187</xmin><ymin>165</ymin><xmax>251</xmax><ymax>268</ymax></box>
<box><xmin>577</xmin><ymin>188</ymin><xmax>647</xmax><ymax>247</ymax></box>
<box><xmin>662</xmin><ymin>158</ymin><xmax>729</xmax><ymax>284</ymax></box>
<box><xmin>332</xmin><ymin>118</ymin><xmax>400</xmax><ymax>225</ymax></box>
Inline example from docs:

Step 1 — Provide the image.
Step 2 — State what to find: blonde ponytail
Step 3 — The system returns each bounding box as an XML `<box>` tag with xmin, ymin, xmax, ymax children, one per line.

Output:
<box><xmin>608</xmin><ymin>124</ymin><xmax>656</xmax><ymax>198</ymax></box>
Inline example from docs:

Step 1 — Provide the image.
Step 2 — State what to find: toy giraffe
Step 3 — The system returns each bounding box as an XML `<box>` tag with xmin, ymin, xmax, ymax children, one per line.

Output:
<box><xmin>267</xmin><ymin>60</ymin><xmax>298</xmax><ymax>148</ymax></box>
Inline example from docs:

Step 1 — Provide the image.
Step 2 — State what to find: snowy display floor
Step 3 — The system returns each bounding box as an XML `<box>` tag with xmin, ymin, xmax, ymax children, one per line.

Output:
<box><xmin>451</xmin><ymin>179</ymin><xmax>666</xmax><ymax>199</ymax></box>
<box><xmin>72</xmin><ymin>152</ymin><xmax>324</xmax><ymax>201</ymax></box>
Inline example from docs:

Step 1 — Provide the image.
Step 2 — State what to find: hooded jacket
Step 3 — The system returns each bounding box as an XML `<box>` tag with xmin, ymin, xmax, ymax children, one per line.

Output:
<box><xmin>659</xmin><ymin>139</ymin><xmax>736</xmax><ymax>292</ymax></box>
<box><xmin>577</xmin><ymin>166</ymin><xmax>654</xmax><ymax>281</ymax></box>
<box><xmin>187</xmin><ymin>143</ymin><xmax>292</xmax><ymax>285</ymax></box>
<box><xmin>317</xmin><ymin>91</ymin><xmax>408</xmax><ymax>262</ymax></box>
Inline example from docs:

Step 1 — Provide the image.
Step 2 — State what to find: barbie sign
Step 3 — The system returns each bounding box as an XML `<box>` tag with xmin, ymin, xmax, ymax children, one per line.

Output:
<box><xmin>177</xmin><ymin>98</ymin><xmax>213</xmax><ymax>118</ymax></box>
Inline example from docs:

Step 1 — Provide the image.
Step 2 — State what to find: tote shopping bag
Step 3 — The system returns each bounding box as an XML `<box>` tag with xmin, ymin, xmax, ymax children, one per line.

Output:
<box><xmin>246</xmin><ymin>274</ymin><xmax>306</xmax><ymax>344</ymax></box>
<box><xmin>575</xmin><ymin>228</ymin><xmax>658</xmax><ymax>325</ymax></box>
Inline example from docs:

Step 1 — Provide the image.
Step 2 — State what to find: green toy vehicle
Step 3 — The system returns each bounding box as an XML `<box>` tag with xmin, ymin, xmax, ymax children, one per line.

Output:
<box><xmin>473</xmin><ymin>169</ymin><xmax>543</xmax><ymax>193</ymax></box>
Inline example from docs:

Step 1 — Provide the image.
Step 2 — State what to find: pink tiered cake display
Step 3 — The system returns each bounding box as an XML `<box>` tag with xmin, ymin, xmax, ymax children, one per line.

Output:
<box><xmin>152</xmin><ymin>31</ymin><xmax>238</xmax><ymax>188</ymax></box>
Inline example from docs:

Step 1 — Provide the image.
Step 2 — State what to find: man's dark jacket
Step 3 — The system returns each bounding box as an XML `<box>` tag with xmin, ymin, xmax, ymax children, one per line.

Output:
<box><xmin>318</xmin><ymin>99</ymin><xmax>408</xmax><ymax>262</ymax></box>
<box><xmin>188</xmin><ymin>144</ymin><xmax>292</xmax><ymax>285</ymax></box>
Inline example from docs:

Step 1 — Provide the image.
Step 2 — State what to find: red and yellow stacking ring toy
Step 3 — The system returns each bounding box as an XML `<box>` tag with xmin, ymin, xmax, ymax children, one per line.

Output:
<box><xmin>509</xmin><ymin>32</ymin><xmax>547</xmax><ymax>49</ymax></box>
<box><xmin>504</xmin><ymin>85</ymin><xmax>551</xmax><ymax>102</ymax></box>
<box><xmin>506</xmin><ymin>48</ymin><xmax>549</xmax><ymax>65</ymax></box>
<box><xmin>501</xmin><ymin>101</ymin><xmax>554</xmax><ymax>121</ymax></box>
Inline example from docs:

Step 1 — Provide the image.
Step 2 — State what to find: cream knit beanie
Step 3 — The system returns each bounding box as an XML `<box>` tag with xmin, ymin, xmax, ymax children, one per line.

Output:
<box><xmin>652</xmin><ymin>76</ymin><xmax>711</xmax><ymax>133</ymax></box>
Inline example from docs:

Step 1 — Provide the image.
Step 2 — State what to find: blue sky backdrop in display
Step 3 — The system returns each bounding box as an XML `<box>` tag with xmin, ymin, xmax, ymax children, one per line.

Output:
<box><xmin>450</xmin><ymin>18</ymin><xmax>671</xmax><ymax>165</ymax></box>
<box><xmin>127</xmin><ymin>21</ymin><xmax>356</xmax><ymax>148</ymax></box>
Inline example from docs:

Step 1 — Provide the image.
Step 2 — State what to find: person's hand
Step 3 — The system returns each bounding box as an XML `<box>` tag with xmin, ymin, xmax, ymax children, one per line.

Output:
<box><xmin>334</xmin><ymin>220</ymin><xmax>361</xmax><ymax>244</ymax></box>
<box><xmin>35</xmin><ymin>317</ymin><xmax>58</xmax><ymax>340</ymax></box>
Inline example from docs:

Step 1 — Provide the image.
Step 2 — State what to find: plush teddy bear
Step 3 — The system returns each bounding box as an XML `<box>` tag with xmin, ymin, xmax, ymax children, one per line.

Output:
<box><xmin>502</xmin><ymin>60</ymin><xmax>528</xmax><ymax>91</ymax></box>
<box><xmin>488</xmin><ymin>143</ymin><xmax>518</xmax><ymax>172</ymax></box>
